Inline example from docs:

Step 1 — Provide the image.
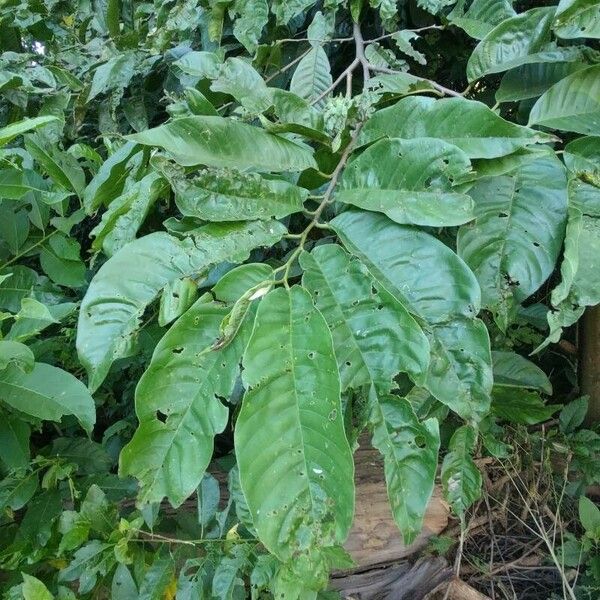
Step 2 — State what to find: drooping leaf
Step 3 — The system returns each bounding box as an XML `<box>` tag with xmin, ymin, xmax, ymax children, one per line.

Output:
<box><xmin>441</xmin><ymin>425</ymin><xmax>482</xmax><ymax>519</ymax></box>
<box><xmin>166</xmin><ymin>166</ymin><xmax>308</xmax><ymax>222</ymax></box>
<box><xmin>0</xmin><ymin>414</ymin><xmax>30</xmax><ymax>470</ymax></box>
<box><xmin>128</xmin><ymin>116</ymin><xmax>316</xmax><ymax>171</ymax></box>
<box><xmin>559</xmin><ymin>396</ymin><xmax>588</xmax><ymax>433</ymax></box>
<box><xmin>579</xmin><ymin>496</ymin><xmax>600</xmax><ymax>536</ymax></box>
<box><xmin>0</xmin><ymin>116</ymin><xmax>58</xmax><ymax>147</ymax></box>
<box><xmin>554</xmin><ymin>0</ymin><xmax>600</xmax><ymax>39</ymax></box>
<box><xmin>496</xmin><ymin>60</ymin><xmax>588</xmax><ymax>103</ymax></box>
<box><xmin>21</xmin><ymin>574</ymin><xmax>54</xmax><ymax>600</ymax></box>
<box><xmin>492</xmin><ymin>351</ymin><xmax>552</xmax><ymax>393</ymax></box>
<box><xmin>449</xmin><ymin>0</ymin><xmax>517</xmax><ymax>40</ymax></box>
<box><xmin>119</xmin><ymin>298</ymin><xmax>250</xmax><ymax>507</ymax></box>
<box><xmin>235</xmin><ymin>286</ymin><xmax>354</xmax><ymax>563</ymax></box>
<box><xmin>0</xmin><ymin>363</ymin><xmax>95</xmax><ymax>433</ymax></box>
<box><xmin>290</xmin><ymin>46</ymin><xmax>333</xmax><ymax>108</ymax></box>
<box><xmin>0</xmin><ymin>340</ymin><xmax>35</xmax><ymax>371</ymax></box>
<box><xmin>337</xmin><ymin>138</ymin><xmax>474</xmax><ymax>226</ymax></box>
<box><xmin>458</xmin><ymin>155</ymin><xmax>568</xmax><ymax>329</ymax></box>
<box><xmin>158</xmin><ymin>277</ymin><xmax>199</xmax><ymax>327</ymax></box>
<box><xmin>424</xmin><ymin>318</ymin><xmax>493</xmax><ymax>423</ymax></box>
<box><xmin>466</xmin><ymin>7</ymin><xmax>556</xmax><ymax>81</ymax></box>
<box><xmin>491</xmin><ymin>387</ymin><xmax>561</xmax><ymax>425</ymax></box>
<box><xmin>331</xmin><ymin>210</ymin><xmax>481</xmax><ymax>323</ymax></box>
<box><xmin>369</xmin><ymin>387</ymin><xmax>440</xmax><ymax>543</ymax></box>
<box><xmin>77</xmin><ymin>221</ymin><xmax>286</xmax><ymax>391</ymax></box>
<box><xmin>528</xmin><ymin>65</ymin><xmax>600</xmax><ymax>135</ymax></box>
<box><xmin>39</xmin><ymin>234</ymin><xmax>87</xmax><ymax>288</ymax></box>
<box><xmin>358</xmin><ymin>96</ymin><xmax>553</xmax><ymax>159</ymax></box>
<box><xmin>300</xmin><ymin>244</ymin><xmax>430</xmax><ymax>389</ymax></box>
<box><xmin>88</xmin><ymin>53</ymin><xmax>136</xmax><ymax>101</ymax></box>
<box><xmin>90</xmin><ymin>172</ymin><xmax>167</xmax><ymax>256</ymax></box>
<box><xmin>233</xmin><ymin>0</ymin><xmax>269</xmax><ymax>52</ymax></box>
<box><xmin>0</xmin><ymin>266</ymin><xmax>38</xmax><ymax>312</ymax></box>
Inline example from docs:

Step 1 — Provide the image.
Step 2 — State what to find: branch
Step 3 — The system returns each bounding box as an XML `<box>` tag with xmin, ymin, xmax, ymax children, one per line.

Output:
<box><xmin>366</xmin><ymin>63</ymin><xmax>464</xmax><ymax>98</ymax></box>
<box><xmin>353</xmin><ymin>22</ymin><xmax>370</xmax><ymax>83</ymax></box>
<box><xmin>311</xmin><ymin>58</ymin><xmax>359</xmax><ymax>105</ymax></box>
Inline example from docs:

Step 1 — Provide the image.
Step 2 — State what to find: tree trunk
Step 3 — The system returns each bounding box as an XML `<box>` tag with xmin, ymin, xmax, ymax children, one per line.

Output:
<box><xmin>581</xmin><ymin>305</ymin><xmax>600</xmax><ymax>425</ymax></box>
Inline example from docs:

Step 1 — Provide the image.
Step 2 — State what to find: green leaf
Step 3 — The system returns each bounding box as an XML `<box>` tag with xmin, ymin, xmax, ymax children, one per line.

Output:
<box><xmin>0</xmin><ymin>205</ymin><xmax>29</xmax><ymax>255</ymax></box>
<box><xmin>7</xmin><ymin>298</ymin><xmax>76</xmax><ymax>343</ymax></box>
<box><xmin>0</xmin><ymin>363</ymin><xmax>95</xmax><ymax>433</ymax></box>
<box><xmin>119</xmin><ymin>298</ymin><xmax>250</xmax><ymax>507</ymax></box>
<box><xmin>0</xmin><ymin>471</ymin><xmax>38</xmax><ymax>511</ymax></box>
<box><xmin>77</xmin><ymin>220</ymin><xmax>286</xmax><ymax>391</ymax></box>
<box><xmin>112</xmin><ymin>565</ymin><xmax>138</xmax><ymax>600</ymax></box>
<box><xmin>173</xmin><ymin>51</ymin><xmax>221</xmax><ymax>79</ymax></box>
<box><xmin>128</xmin><ymin>116</ymin><xmax>316</xmax><ymax>171</ymax></box>
<box><xmin>331</xmin><ymin>210</ymin><xmax>480</xmax><ymax>323</ymax></box>
<box><xmin>449</xmin><ymin>0</ymin><xmax>516</xmax><ymax>40</ymax></box>
<box><xmin>0</xmin><ymin>340</ymin><xmax>34</xmax><ymax>371</ymax></box>
<box><xmin>337</xmin><ymin>138</ymin><xmax>474</xmax><ymax>226</ymax></box>
<box><xmin>39</xmin><ymin>234</ymin><xmax>86</xmax><ymax>288</ymax></box>
<box><xmin>457</xmin><ymin>156</ymin><xmax>568</xmax><ymax>330</ymax></box>
<box><xmin>158</xmin><ymin>277</ymin><xmax>199</xmax><ymax>327</ymax></box>
<box><xmin>0</xmin><ymin>414</ymin><xmax>30</xmax><ymax>470</ymax></box>
<box><xmin>138</xmin><ymin>551</ymin><xmax>175</xmax><ymax>600</ymax></box>
<box><xmin>166</xmin><ymin>166</ymin><xmax>308</xmax><ymax>222</ymax></box>
<box><xmin>233</xmin><ymin>0</ymin><xmax>268</xmax><ymax>52</ymax></box>
<box><xmin>579</xmin><ymin>496</ymin><xmax>600</xmax><ymax>535</ymax></box>
<box><xmin>424</xmin><ymin>318</ymin><xmax>493</xmax><ymax>423</ymax></box>
<box><xmin>564</xmin><ymin>136</ymin><xmax>600</xmax><ymax>175</ymax></box>
<box><xmin>213</xmin><ymin>263</ymin><xmax>274</xmax><ymax>303</ymax></box>
<box><xmin>88</xmin><ymin>53</ymin><xmax>136</xmax><ymax>101</ymax></box>
<box><xmin>300</xmin><ymin>244</ymin><xmax>430</xmax><ymax>389</ymax></box>
<box><xmin>491</xmin><ymin>387</ymin><xmax>561</xmax><ymax>424</ymax></box>
<box><xmin>560</xmin><ymin>396</ymin><xmax>588</xmax><ymax>433</ymax></box>
<box><xmin>0</xmin><ymin>267</ymin><xmax>38</xmax><ymax>313</ymax></box>
<box><xmin>358</xmin><ymin>96</ymin><xmax>552</xmax><ymax>159</ymax></box>
<box><xmin>235</xmin><ymin>286</ymin><xmax>354</xmax><ymax>562</ymax></box>
<box><xmin>82</xmin><ymin>142</ymin><xmax>141</xmax><ymax>214</ymax></box>
<box><xmin>290</xmin><ymin>47</ymin><xmax>332</xmax><ymax>108</ymax></box>
<box><xmin>492</xmin><ymin>351</ymin><xmax>552</xmax><ymax>394</ymax></box>
<box><xmin>554</xmin><ymin>0</ymin><xmax>600</xmax><ymax>39</ymax></box>
<box><xmin>441</xmin><ymin>425</ymin><xmax>482</xmax><ymax>519</ymax></box>
<box><xmin>496</xmin><ymin>60</ymin><xmax>588</xmax><ymax>103</ymax></box>
<box><xmin>59</xmin><ymin>540</ymin><xmax>114</xmax><ymax>594</ymax></box>
<box><xmin>466</xmin><ymin>7</ymin><xmax>555</xmax><ymax>81</ymax></box>
<box><xmin>369</xmin><ymin>387</ymin><xmax>440</xmax><ymax>544</ymax></box>
<box><xmin>25</xmin><ymin>133</ymin><xmax>86</xmax><ymax>197</ymax></box>
<box><xmin>0</xmin><ymin>116</ymin><xmax>58</xmax><ymax>147</ymax></box>
<box><xmin>90</xmin><ymin>172</ymin><xmax>167</xmax><ymax>256</ymax></box>
<box><xmin>528</xmin><ymin>65</ymin><xmax>600</xmax><ymax>135</ymax></box>
<box><xmin>22</xmin><ymin>574</ymin><xmax>54</xmax><ymax>600</ymax></box>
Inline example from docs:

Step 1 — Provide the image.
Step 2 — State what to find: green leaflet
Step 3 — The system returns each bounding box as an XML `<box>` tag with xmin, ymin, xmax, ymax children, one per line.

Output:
<box><xmin>466</xmin><ymin>7</ymin><xmax>556</xmax><ymax>81</ymax></box>
<box><xmin>232</xmin><ymin>0</ymin><xmax>268</xmax><ymax>52</ymax></box>
<box><xmin>90</xmin><ymin>171</ymin><xmax>167</xmax><ymax>256</ymax></box>
<box><xmin>235</xmin><ymin>286</ymin><xmax>354</xmax><ymax>563</ymax></box>
<box><xmin>290</xmin><ymin>46</ymin><xmax>332</xmax><ymax>108</ymax></box>
<box><xmin>0</xmin><ymin>116</ymin><xmax>58</xmax><ymax>147</ymax></box>
<box><xmin>77</xmin><ymin>220</ymin><xmax>286</xmax><ymax>391</ymax></box>
<box><xmin>369</xmin><ymin>387</ymin><xmax>440</xmax><ymax>544</ymax></box>
<box><xmin>528</xmin><ymin>64</ymin><xmax>600</xmax><ymax>135</ymax></box>
<box><xmin>0</xmin><ymin>363</ymin><xmax>95</xmax><ymax>434</ymax></box>
<box><xmin>158</xmin><ymin>277</ymin><xmax>199</xmax><ymax>327</ymax></box>
<box><xmin>358</xmin><ymin>96</ymin><xmax>553</xmax><ymax>159</ymax></box>
<box><xmin>424</xmin><ymin>318</ymin><xmax>493</xmax><ymax>423</ymax></box>
<box><xmin>457</xmin><ymin>155</ymin><xmax>568</xmax><ymax>330</ymax></box>
<box><xmin>22</xmin><ymin>574</ymin><xmax>53</xmax><ymax>600</ymax></box>
<box><xmin>554</xmin><ymin>0</ymin><xmax>600</xmax><ymax>39</ymax></box>
<box><xmin>0</xmin><ymin>414</ymin><xmax>30</xmax><ymax>470</ymax></box>
<box><xmin>449</xmin><ymin>0</ymin><xmax>516</xmax><ymax>40</ymax></box>
<box><xmin>0</xmin><ymin>340</ymin><xmax>35</xmax><ymax>371</ymax></box>
<box><xmin>492</xmin><ymin>351</ymin><xmax>552</xmax><ymax>394</ymax></box>
<box><xmin>119</xmin><ymin>298</ymin><xmax>250</xmax><ymax>507</ymax></box>
<box><xmin>166</xmin><ymin>166</ymin><xmax>308</xmax><ymax>222</ymax></box>
<box><xmin>82</xmin><ymin>142</ymin><xmax>141</xmax><ymax>214</ymax></box>
<box><xmin>496</xmin><ymin>60</ymin><xmax>588</xmax><ymax>103</ymax></box>
<box><xmin>331</xmin><ymin>210</ymin><xmax>481</xmax><ymax>324</ymax></box>
<box><xmin>441</xmin><ymin>425</ymin><xmax>482</xmax><ymax>519</ymax></box>
<box><xmin>299</xmin><ymin>244</ymin><xmax>430</xmax><ymax>389</ymax></box>
<box><xmin>564</xmin><ymin>136</ymin><xmax>600</xmax><ymax>176</ymax></box>
<box><xmin>213</xmin><ymin>263</ymin><xmax>274</xmax><ymax>303</ymax></box>
<box><xmin>128</xmin><ymin>116</ymin><xmax>317</xmax><ymax>171</ymax></box>
<box><xmin>337</xmin><ymin>138</ymin><xmax>474</xmax><ymax>226</ymax></box>
<box><xmin>491</xmin><ymin>387</ymin><xmax>561</xmax><ymax>425</ymax></box>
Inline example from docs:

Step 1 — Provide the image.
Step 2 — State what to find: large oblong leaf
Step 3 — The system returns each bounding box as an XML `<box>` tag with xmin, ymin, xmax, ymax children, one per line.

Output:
<box><xmin>466</xmin><ymin>7</ymin><xmax>555</xmax><ymax>81</ymax></box>
<box><xmin>300</xmin><ymin>244</ymin><xmax>430</xmax><ymax>389</ymax></box>
<box><xmin>119</xmin><ymin>298</ymin><xmax>249</xmax><ymax>507</ymax></box>
<box><xmin>369</xmin><ymin>387</ymin><xmax>440</xmax><ymax>544</ymax></box>
<box><xmin>358</xmin><ymin>96</ymin><xmax>553</xmax><ymax>159</ymax></box>
<box><xmin>0</xmin><ymin>363</ymin><xmax>95</xmax><ymax>433</ymax></box>
<box><xmin>554</xmin><ymin>0</ymin><xmax>600</xmax><ymax>39</ymax></box>
<box><xmin>331</xmin><ymin>210</ymin><xmax>481</xmax><ymax>324</ymax></box>
<box><xmin>77</xmin><ymin>221</ymin><xmax>286</xmax><ymax>391</ymax></box>
<box><xmin>290</xmin><ymin>46</ymin><xmax>332</xmax><ymax>108</ymax></box>
<box><xmin>425</xmin><ymin>318</ymin><xmax>493</xmax><ymax>423</ymax></box>
<box><xmin>128</xmin><ymin>116</ymin><xmax>316</xmax><ymax>171</ymax></box>
<box><xmin>492</xmin><ymin>351</ymin><xmax>552</xmax><ymax>394</ymax></box>
<box><xmin>528</xmin><ymin>65</ymin><xmax>600</xmax><ymax>135</ymax></box>
<box><xmin>458</xmin><ymin>155</ymin><xmax>568</xmax><ymax>329</ymax></box>
<box><xmin>235</xmin><ymin>286</ymin><xmax>354</xmax><ymax>562</ymax></box>
<box><xmin>337</xmin><ymin>138</ymin><xmax>474</xmax><ymax>226</ymax></box>
<box><xmin>0</xmin><ymin>116</ymin><xmax>58</xmax><ymax>147</ymax></box>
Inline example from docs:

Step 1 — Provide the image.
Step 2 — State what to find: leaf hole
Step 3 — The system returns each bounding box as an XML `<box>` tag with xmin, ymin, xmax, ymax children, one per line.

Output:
<box><xmin>172</xmin><ymin>347</ymin><xmax>184</xmax><ymax>354</ymax></box>
<box><xmin>308</xmin><ymin>351</ymin><xmax>315</xmax><ymax>359</ymax></box>
<box><xmin>156</xmin><ymin>410</ymin><xmax>168</xmax><ymax>423</ymax></box>
<box><xmin>533</xmin><ymin>242</ymin><xmax>540</xmax><ymax>247</ymax></box>
<box><xmin>345</xmin><ymin>361</ymin><xmax>352</xmax><ymax>367</ymax></box>
<box><xmin>414</xmin><ymin>435</ymin><xmax>426</xmax><ymax>449</ymax></box>
<box><xmin>498</xmin><ymin>212</ymin><xmax>508</xmax><ymax>218</ymax></box>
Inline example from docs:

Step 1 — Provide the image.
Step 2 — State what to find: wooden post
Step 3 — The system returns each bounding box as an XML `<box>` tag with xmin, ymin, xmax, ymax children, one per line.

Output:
<box><xmin>581</xmin><ymin>305</ymin><xmax>600</xmax><ymax>426</ymax></box>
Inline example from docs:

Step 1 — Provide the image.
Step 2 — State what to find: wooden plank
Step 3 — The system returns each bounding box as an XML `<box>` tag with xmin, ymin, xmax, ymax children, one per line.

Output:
<box><xmin>344</xmin><ymin>441</ymin><xmax>449</xmax><ymax>569</ymax></box>
<box><xmin>581</xmin><ymin>305</ymin><xmax>600</xmax><ymax>425</ymax></box>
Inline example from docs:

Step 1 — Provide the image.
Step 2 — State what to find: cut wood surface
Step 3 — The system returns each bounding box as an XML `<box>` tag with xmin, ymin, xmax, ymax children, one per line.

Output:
<box><xmin>343</xmin><ymin>441</ymin><xmax>450</xmax><ymax>569</ymax></box>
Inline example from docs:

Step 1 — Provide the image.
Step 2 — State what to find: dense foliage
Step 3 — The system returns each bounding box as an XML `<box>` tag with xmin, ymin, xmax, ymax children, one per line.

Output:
<box><xmin>1</xmin><ymin>0</ymin><xmax>600</xmax><ymax>597</ymax></box>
